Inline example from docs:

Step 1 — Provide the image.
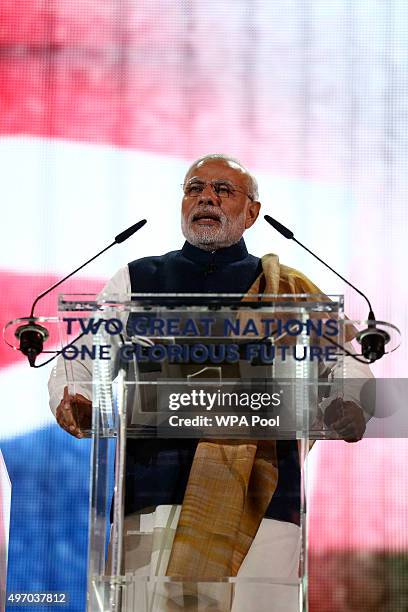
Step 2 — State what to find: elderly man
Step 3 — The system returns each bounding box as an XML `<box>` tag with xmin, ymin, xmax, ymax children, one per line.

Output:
<box><xmin>49</xmin><ymin>154</ymin><xmax>368</xmax><ymax>611</ymax></box>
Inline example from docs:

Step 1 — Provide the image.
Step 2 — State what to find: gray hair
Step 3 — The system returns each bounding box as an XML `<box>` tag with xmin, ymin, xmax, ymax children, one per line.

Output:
<box><xmin>184</xmin><ymin>154</ymin><xmax>259</xmax><ymax>201</ymax></box>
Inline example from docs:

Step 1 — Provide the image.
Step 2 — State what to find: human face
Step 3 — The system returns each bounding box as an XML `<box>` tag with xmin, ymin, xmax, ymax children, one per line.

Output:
<box><xmin>181</xmin><ymin>159</ymin><xmax>260</xmax><ymax>251</ymax></box>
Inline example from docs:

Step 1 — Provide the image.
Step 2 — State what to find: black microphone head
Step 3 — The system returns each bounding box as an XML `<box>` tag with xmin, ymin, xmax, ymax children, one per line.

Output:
<box><xmin>15</xmin><ymin>321</ymin><xmax>49</xmax><ymax>367</ymax></box>
<box><xmin>115</xmin><ymin>219</ymin><xmax>147</xmax><ymax>244</ymax></box>
<box><xmin>264</xmin><ymin>215</ymin><xmax>294</xmax><ymax>239</ymax></box>
<box><xmin>356</xmin><ymin>326</ymin><xmax>390</xmax><ymax>362</ymax></box>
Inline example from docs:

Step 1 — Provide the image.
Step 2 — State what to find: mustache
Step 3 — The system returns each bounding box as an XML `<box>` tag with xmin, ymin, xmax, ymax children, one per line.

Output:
<box><xmin>190</xmin><ymin>207</ymin><xmax>226</xmax><ymax>222</ymax></box>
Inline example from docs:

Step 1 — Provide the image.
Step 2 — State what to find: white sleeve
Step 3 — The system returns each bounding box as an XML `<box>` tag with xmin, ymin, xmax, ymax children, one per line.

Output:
<box><xmin>342</xmin><ymin>341</ymin><xmax>375</xmax><ymax>420</ymax></box>
<box><xmin>48</xmin><ymin>266</ymin><xmax>131</xmax><ymax>416</ymax></box>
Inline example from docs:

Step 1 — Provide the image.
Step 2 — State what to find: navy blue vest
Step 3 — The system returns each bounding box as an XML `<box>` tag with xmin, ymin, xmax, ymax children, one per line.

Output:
<box><xmin>125</xmin><ymin>239</ymin><xmax>300</xmax><ymax>525</ymax></box>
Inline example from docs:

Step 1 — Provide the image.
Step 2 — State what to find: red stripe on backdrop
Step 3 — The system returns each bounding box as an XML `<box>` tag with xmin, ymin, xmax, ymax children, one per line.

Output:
<box><xmin>0</xmin><ymin>270</ymin><xmax>105</xmax><ymax>369</ymax></box>
<box><xmin>0</xmin><ymin>1</ymin><xmax>342</xmax><ymax>180</ymax></box>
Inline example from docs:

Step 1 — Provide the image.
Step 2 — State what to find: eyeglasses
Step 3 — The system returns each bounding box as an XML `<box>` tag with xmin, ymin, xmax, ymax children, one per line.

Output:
<box><xmin>182</xmin><ymin>179</ymin><xmax>254</xmax><ymax>201</ymax></box>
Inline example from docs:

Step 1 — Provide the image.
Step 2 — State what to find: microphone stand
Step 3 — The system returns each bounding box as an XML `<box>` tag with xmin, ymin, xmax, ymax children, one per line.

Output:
<box><xmin>264</xmin><ymin>214</ymin><xmax>390</xmax><ymax>361</ymax></box>
<box><xmin>14</xmin><ymin>219</ymin><xmax>147</xmax><ymax>366</ymax></box>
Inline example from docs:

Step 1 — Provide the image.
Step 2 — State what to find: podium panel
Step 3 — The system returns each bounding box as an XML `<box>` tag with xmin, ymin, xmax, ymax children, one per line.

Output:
<box><xmin>56</xmin><ymin>293</ymin><xmax>346</xmax><ymax>612</ymax></box>
<box><xmin>0</xmin><ymin>451</ymin><xmax>11</xmax><ymax>612</ymax></box>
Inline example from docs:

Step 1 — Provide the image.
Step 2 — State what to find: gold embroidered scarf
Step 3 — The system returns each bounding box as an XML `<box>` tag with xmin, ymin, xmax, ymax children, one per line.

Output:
<box><xmin>166</xmin><ymin>253</ymin><xmax>350</xmax><ymax>579</ymax></box>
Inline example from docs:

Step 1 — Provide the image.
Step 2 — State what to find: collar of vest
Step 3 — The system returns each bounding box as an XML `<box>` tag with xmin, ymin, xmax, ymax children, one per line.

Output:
<box><xmin>181</xmin><ymin>238</ymin><xmax>249</xmax><ymax>265</ymax></box>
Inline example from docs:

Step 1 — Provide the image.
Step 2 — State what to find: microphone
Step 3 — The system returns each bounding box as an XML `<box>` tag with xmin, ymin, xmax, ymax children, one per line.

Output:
<box><xmin>15</xmin><ymin>219</ymin><xmax>147</xmax><ymax>366</ymax></box>
<box><xmin>264</xmin><ymin>214</ymin><xmax>389</xmax><ymax>361</ymax></box>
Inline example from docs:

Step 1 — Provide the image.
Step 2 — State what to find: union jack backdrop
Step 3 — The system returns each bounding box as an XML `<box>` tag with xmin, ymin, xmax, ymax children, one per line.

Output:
<box><xmin>1</xmin><ymin>1</ymin><xmax>407</xmax><ymax>610</ymax></box>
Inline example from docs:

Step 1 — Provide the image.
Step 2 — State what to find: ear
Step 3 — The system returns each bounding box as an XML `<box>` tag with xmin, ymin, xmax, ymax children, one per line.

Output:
<box><xmin>245</xmin><ymin>201</ymin><xmax>261</xmax><ymax>229</ymax></box>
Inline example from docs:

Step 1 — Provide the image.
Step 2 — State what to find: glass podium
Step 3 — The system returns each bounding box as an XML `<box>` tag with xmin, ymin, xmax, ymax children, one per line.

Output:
<box><xmin>55</xmin><ymin>292</ymin><xmax>347</xmax><ymax>612</ymax></box>
<box><xmin>0</xmin><ymin>451</ymin><xmax>11</xmax><ymax>612</ymax></box>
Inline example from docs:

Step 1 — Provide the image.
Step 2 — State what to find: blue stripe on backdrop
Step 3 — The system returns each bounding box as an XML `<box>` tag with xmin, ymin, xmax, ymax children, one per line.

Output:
<box><xmin>2</xmin><ymin>427</ymin><xmax>94</xmax><ymax>612</ymax></box>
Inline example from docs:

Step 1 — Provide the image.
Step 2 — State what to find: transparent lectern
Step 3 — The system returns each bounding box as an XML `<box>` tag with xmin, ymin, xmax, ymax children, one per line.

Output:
<box><xmin>57</xmin><ymin>292</ymin><xmax>347</xmax><ymax>612</ymax></box>
<box><xmin>0</xmin><ymin>451</ymin><xmax>11</xmax><ymax>612</ymax></box>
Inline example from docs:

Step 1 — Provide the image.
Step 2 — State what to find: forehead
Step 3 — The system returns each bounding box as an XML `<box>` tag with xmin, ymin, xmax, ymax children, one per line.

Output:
<box><xmin>184</xmin><ymin>159</ymin><xmax>251</xmax><ymax>189</ymax></box>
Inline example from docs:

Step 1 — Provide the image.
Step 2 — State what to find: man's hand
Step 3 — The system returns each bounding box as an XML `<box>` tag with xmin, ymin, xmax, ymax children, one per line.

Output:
<box><xmin>324</xmin><ymin>398</ymin><xmax>366</xmax><ymax>443</ymax></box>
<box><xmin>56</xmin><ymin>386</ymin><xmax>92</xmax><ymax>438</ymax></box>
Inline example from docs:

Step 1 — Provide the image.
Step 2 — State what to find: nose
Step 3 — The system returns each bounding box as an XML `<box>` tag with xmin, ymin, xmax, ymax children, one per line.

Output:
<box><xmin>198</xmin><ymin>183</ymin><xmax>220</xmax><ymax>206</ymax></box>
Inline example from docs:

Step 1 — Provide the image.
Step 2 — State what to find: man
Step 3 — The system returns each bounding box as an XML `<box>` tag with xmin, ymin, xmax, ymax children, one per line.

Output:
<box><xmin>49</xmin><ymin>154</ymin><xmax>369</xmax><ymax>611</ymax></box>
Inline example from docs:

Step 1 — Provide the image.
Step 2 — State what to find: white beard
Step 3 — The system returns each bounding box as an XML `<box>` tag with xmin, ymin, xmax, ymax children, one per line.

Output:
<box><xmin>181</xmin><ymin>208</ymin><xmax>247</xmax><ymax>251</ymax></box>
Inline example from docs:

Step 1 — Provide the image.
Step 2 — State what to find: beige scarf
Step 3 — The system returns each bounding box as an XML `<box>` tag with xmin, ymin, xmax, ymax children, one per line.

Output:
<box><xmin>166</xmin><ymin>253</ymin><xmax>349</xmax><ymax>579</ymax></box>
